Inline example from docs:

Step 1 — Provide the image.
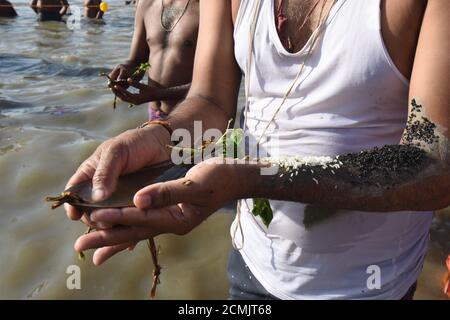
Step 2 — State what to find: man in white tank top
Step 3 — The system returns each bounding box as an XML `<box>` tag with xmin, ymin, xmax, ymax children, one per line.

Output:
<box><xmin>65</xmin><ymin>0</ymin><xmax>450</xmax><ymax>300</ymax></box>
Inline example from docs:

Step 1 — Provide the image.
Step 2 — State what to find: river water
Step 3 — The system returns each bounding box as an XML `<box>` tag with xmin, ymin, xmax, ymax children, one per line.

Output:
<box><xmin>0</xmin><ymin>0</ymin><xmax>448</xmax><ymax>300</ymax></box>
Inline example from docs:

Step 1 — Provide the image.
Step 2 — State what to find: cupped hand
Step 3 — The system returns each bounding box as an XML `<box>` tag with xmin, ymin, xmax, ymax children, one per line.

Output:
<box><xmin>74</xmin><ymin>158</ymin><xmax>241</xmax><ymax>265</ymax></box>
<box><xmin>108</xmin><ymin>63</ymin><xmax>143</xmax><ymax>89</ymax></box>
<box><xmin>113</xmin><ymin>79</ymin><xmax>164</xmax><ymax>106</ymax></box>
<box><xmin>64</xmin><ymin>125</ymin><xmax>172</xmax><ymax>222</ymax></box>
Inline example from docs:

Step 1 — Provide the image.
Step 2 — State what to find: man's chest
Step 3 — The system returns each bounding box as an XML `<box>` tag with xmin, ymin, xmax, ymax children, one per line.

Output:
<box><xmin>144</xmin><ymin>2</ymin><xmax>199</xmax><ymax>51</ymax></box>
<box><xmin>233</xmin><ymin>0</ymin><xmax>427</xmax><ymax>79</ymax></box>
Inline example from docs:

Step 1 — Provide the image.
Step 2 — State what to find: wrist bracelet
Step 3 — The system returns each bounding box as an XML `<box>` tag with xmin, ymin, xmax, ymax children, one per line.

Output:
<box><xmin>138</xmin><ymin>120</ymin><xmax>173</xmax><ymax>136</ymax></box>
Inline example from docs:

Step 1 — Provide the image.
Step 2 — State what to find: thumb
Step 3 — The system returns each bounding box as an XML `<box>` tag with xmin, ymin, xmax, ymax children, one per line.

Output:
<box><xmin>91</xmin><ymin>145</ymin><xmax>125</xmax><ymax>201</ymax></box>
<box><xmin>134</xmin><ymin>178</ymin><xmax>197</xmax><ymax>209</ymax></box>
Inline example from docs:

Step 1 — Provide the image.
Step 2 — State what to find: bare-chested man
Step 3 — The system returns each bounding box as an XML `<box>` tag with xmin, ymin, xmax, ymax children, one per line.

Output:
<box><xmin>30</xmin><ymin>0</ymin><xmax>70</xmax><ymax>22</ymax></box>
<box><xmin>109</xmin><ymin>0</ymin><xmax>199</xmax><ymax>120</ymax></box>
<box><xmin>84</xmin><ymin>0</ymin><xmax>103</xmax><ymax>19</ymax></box>
<box><xmin>0</xmin><ymin>0</ymin><xmax>17</xmax><ymax>18</ymax></box>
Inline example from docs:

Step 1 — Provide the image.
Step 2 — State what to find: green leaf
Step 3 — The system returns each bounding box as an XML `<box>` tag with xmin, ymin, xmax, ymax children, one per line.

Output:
<box><xmin>215</xmin><ymin>128</ymin><xmax>245</xmax><ymax>159</ymax></box>
<box><xmin>229</xmin><ymin>128</ymin><xmax>245</xmax><ymax>159</ymax></box>
<box><xmin>214</xmin><ymin>120</ymin><xmax>274</xmax><ymax>228</ymax></box>
<box><xmin>252</xmin><ymin>198</ymin><xmax>273</xmax><ymax>228</ymax></box>
<box><xmin>132</xmin><ymin>62</ymin><xmax>151</xmax><ymax>77</ymax></box>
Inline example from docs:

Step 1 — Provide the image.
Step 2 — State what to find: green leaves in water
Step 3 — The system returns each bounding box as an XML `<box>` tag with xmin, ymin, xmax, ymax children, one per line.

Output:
<box><xmin>252</xmin><ymin>198</ymin><xmax>273</xmax><ymax>228</ymax></box>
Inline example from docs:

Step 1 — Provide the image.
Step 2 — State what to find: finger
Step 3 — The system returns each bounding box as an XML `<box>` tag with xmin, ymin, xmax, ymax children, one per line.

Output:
<box><xmin>90</xmin><ymin>207</ymin><xmax>175</xmax><ymax>230</ymax></box>
<box><xmin>65</xmin><ymin>156</ymin><xmax>99</xmax><ymax>190</ymax></box>
<box><xmin>92</xmin><ymin>242</ymin><xmax>135</xmax><ymax>266</ymax></box>
<box><xmin>114</xmin><ymin>86</ymin><xmax>141</xmax><ymax>105</ymax></box>
<box><xmin>113</xmin><ymin>86</ymin><xmax>137</xmax><ymax>104</ymax></box>
<box><xmin>112</xmin><ymin>89</ymin><xmax>132</xmax><ymax>104</ymax></box>
<box><xmin>117</xmin><ymin>68</ymin><xmax>130</xmax><ymax>82</ymax></box>
<box><xmin>93</xmin><ymin>205</ymin><xmax>200</xmax><ymax>235</ymax></box>
<box><xmin>64</xmin><ymin>203</ymin><xmax>83</xmax><ymax>221</ymax></box>
<box><xmin>90</xmin><ymin>206</ymin><xmax>198</xmax><ymax>237</ymax></box>
<box><xmin>109</xmin><ymin>67</ymin><xmax>120</xmax><ymax>81</ymax></box>
<box><xmin>81</xmin><ymin>214</ymin><xmax>97</xmax><ymax>228</ymax></box>
<box><xmin>91</xmin><ymin>143</ymin><xmax>126</xmax><ymax>202</ymax></box>
<box><xmin>74</xmin><ymin>226</ymin><xmax>149</xmax><ymax>252</ymax></box>
<box><xmin>128</xmin><ymin>79</ymin><xmax>147</xmax><ymax>91</ymax></box>
<box><xmin>65</xmin><ymin>154</ymin><xmax>99</xmax><ymax>220</ymax></box>
<box><xmin>134</xmin><ymin>178</ymin><xmax>200</xmax><ymax>209</ymax></box>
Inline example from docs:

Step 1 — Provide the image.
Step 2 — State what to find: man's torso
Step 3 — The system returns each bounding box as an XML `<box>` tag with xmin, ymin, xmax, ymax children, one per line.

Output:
<box><xmin>142</xmin><ymin>0</ymin><xmax>199</xmax><ymax>114</ymax></box>
<box><xmin>36</xmin><ymin>0</ymin><xmax>64</xmax><ymax>13</ymax></box>
<box><xmin>232</xmin><ymin>0</ymin><xmax>427</xmax><ymax>81</ymax></box>
<box><xmin>84</xmin><ymin>0</ymin><xmax>101</xmax><ymax>18</ymax></box>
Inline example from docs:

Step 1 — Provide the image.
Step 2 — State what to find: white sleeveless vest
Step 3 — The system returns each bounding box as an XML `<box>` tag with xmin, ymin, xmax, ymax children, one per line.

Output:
<box><xmin>232</xmin><ymin>0</ymin><xmax>432</xmax><ymax>299</ymax></box>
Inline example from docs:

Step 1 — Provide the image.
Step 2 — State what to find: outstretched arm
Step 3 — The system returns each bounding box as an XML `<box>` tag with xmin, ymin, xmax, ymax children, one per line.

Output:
<box><xmin>236</xmin><ymin>0</ymin><xmax>450</xmax><ymax>212</ymax></box>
